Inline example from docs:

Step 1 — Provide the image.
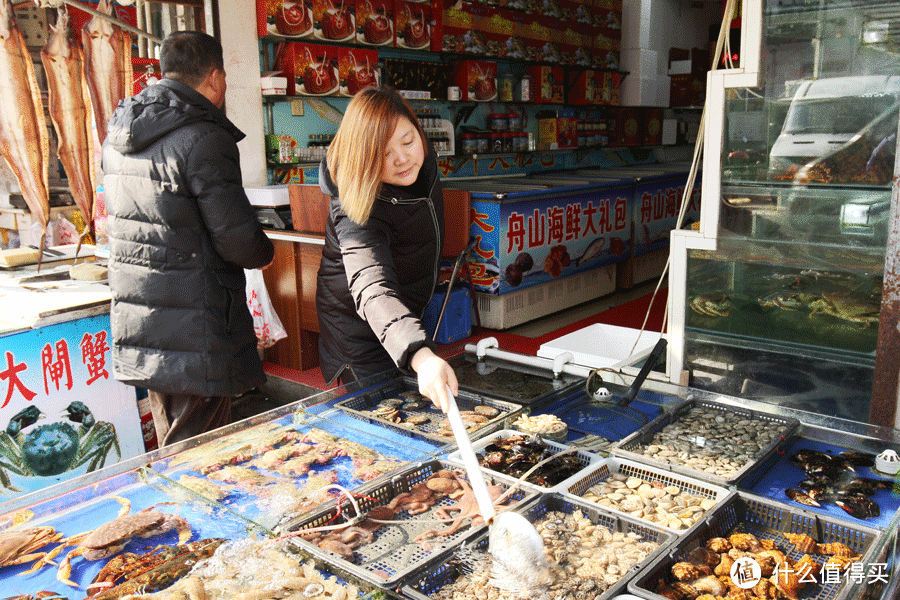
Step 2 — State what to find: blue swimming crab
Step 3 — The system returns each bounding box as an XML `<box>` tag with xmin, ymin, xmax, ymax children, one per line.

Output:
<box><xmin>0</xmin><ymin>402</ymin><xmax>120</xmax><ymax>492</ymax></box>
<box><xmin>688</xmin><ymin>292</ymin><xmax>732</xmax><ymax>317</ymax></box>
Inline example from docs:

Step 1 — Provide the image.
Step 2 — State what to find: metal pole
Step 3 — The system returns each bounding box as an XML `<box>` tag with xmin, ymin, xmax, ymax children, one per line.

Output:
<box><xmin>59</xmin><ymin>0</ymin><xmax>163</xmax><ymax>44</ymax></box>
<box><xmin>871</xmin><ymin>115</ymin><xmax>900</xmax><ymax>428</ymax></box>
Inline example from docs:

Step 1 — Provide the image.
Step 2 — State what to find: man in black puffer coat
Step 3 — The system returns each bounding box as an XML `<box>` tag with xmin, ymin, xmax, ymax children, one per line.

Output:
<box><xmin>102</xmin><ymin>31</ymin><xmax>274</xmax><ymax>446</ymax></box>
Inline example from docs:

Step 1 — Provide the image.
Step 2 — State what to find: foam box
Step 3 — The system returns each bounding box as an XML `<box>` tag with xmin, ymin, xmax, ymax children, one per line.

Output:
<box><xmin>537</xmin><ymin>323</ymin><xmax>661</xmax><ymax>369</ymax></box>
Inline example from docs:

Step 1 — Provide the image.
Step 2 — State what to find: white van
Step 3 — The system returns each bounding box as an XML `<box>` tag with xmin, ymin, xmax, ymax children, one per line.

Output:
<box><xmin>768</xmin><ymin>75</ymin><xmax>900</xmax><ymax>180</ymax></box>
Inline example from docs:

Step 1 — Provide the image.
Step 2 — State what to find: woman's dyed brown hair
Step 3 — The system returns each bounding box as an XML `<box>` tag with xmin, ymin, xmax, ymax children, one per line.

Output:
<box><xmin>326</xmin><ymin>86</ymin><xmax>426</xmax><ymax>224</ymax></box>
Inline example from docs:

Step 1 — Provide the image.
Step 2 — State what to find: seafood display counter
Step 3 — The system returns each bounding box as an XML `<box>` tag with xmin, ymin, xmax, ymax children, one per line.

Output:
<box><xmin>3</xmin><ymin>369</ymin><xmax>900</xmax><ymax>600</ymax></box>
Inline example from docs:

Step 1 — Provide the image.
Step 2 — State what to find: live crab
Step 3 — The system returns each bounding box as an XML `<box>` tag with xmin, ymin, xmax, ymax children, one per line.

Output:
<box><xmin>688</xmin><ymin>292</ymin><xmax>732</xmax><ymax>317</ymax></box>
<box><xmin>0</xmin><ymin>402</ymin><xmax>120</xmax><ymax>492</ymax></box>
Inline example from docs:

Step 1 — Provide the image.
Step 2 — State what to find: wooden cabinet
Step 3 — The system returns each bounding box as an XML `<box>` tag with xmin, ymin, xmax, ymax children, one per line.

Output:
<box><xmin>261</xmin><ymin>233</ymin><xmax>323</xmax><ymax>372</ymax></box>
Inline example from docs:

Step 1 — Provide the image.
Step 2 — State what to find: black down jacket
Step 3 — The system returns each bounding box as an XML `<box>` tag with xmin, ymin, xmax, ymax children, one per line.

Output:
<box><xmin>316</xmin><ymin>151</ymin><xmax>444</xmax><ymax>384</ymax></box>
<box><xmin>102</xmin><ymin>79</ymin><xmax>275</xmax><ymax>397</ymax></box>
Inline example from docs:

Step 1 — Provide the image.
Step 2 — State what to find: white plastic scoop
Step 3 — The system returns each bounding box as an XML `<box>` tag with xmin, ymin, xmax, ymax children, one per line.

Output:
<box><xmin>444</xmin><ymin>385</ymin><xmax>550</xmax><ymax>591</ymax></box>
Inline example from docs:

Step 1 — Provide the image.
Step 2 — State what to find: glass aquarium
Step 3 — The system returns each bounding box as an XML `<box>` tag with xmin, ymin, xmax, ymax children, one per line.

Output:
<box><xmin>680</xmin><ymin>0</ymin><xmax>899</xmax><ymax>423</ymax></box>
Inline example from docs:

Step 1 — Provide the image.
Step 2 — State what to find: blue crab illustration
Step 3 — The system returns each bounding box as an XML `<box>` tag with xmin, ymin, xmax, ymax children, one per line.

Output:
<box><xmin>0</xmin><ymin>401</ymin><xmax>120</xmax><ymax>492</ymax></box>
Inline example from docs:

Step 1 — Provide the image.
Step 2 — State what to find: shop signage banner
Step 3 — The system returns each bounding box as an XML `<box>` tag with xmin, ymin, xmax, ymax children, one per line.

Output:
<box><xmin>468</xmin><ymin>184</ymin><xmax>632</xmax><ymax>294</ymax></box>
<box><xmin>0</xmin><ymin>315</ymin><xmax>144</xmax><ymax>499</ymax></box>
<box><xmin>633</xmin><ymin>172</ymin><xmax>702</xmax><ymax>257</ymax></box>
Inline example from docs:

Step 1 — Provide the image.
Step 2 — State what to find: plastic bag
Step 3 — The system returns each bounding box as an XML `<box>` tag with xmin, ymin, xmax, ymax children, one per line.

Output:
<box><xmin>245</xmin><ymin>268</ymin><xmax>287</xmax><ymax>349</ymax></box>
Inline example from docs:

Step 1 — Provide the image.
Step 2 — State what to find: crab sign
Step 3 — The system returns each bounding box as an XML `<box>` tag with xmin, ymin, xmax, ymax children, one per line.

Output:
<box><xmin>0</xmin><ymin>402</ymin><xmax>120</xmax><ymax>492</ymax></box>
<box><xmin>56</xmin><ymin>496</ymin><xmax>193</xmax><ymax>588</ymax></box>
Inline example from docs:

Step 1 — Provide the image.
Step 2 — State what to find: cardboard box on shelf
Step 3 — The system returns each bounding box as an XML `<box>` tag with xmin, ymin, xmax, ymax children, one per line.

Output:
<box><xmin>257</xmin><ymin>0</ymin><xmax>315</xmax><ymax>38</ymax></box>
<box><xmin>356</xmin><ymin>0</ymin><xmax>394</xmax><ymax>46</ymax></box>
<box><xmin>313</xmin><ymin>0</ymin><xmax>356</xmax><ymax>42</ymax></box>
<box><xmin>670</xmin><ymin>73</ymin><xmax>706</xmax><ymax>108</ymax></box>
<box><xmin>396</xmin><ymin>0</ymin><xmax>437</xmax><ymax>51</ymax></box>
<box><xmin>277</xmin><ymin>42</ymin><xmax>340</xmax><ymax>96</ymax></box>
<box><xmin>528</xmin><ymin>65</ymin><xmax>564</xmax><ymax>103</ymax></box>
<box><xmin>453</xmin><ymin>60</ymin><xmax>498</xmax><ymax>101</ymax></box>
<box><xmin>538</xmin><ymin>118</ymin><xmax>578</xmax><ymax>149</ymax></box>
<box><xmin>339</xmin><ymin>47</ymin><xmax>379</xmax><ymax>96</ymax></box>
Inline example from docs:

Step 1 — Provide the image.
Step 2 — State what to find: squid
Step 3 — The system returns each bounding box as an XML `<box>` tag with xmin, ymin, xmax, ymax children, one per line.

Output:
<box><xmin>0</xmin><ymin>0</ymin><xmax>50</xmax><ymax>261</ymax></box>
<box><xmin>42</xmin><ymin>8</ymin><xmax>96</xmax><ymax>252</ymax></box>
<box><xmin>82</xmin><ymin>0</ymin><xmax>132</xmax><ymax>146</ymax></box>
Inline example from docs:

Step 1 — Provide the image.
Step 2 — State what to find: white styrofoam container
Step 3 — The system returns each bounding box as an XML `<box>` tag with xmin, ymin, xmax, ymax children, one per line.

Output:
<box><xmin>537</xmin><ymin>323</ymin><xmax>662</xmax><ymax>370</ymax></box>
<box><xmin>447</xmin><ymin>429</ymin><xmax>606</xmax><ymax>494</ymax></box>
<box><xmin>245</xmin><ymin>185</ymin><xmax>290</xmax><ymax>207</ymax></box>
<box><xmin>476</xmin><ymin>263</ymin><xmax>616</xmax><ymax>329</ymax></box>
<box><xmin>563</xmin><ymin>456</ymin><xmax>730</xmax><ymax>533</ymax></box>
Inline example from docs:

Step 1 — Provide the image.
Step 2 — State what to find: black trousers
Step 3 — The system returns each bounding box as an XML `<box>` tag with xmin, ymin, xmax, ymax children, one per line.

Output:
<box><xmin>148</xmin><ymin>390</ymin><xmax>232</xmax><ymax>447</ymax></box>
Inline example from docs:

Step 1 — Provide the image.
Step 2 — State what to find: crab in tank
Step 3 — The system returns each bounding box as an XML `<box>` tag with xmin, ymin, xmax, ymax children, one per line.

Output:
<box><xmin>689</xmin><ymin>292</ymin><xmax>733</xmax><ymax>317</ymax></box>
<box><xmin>0</xmin><ymin>402</ymin><xmax>120</xmax><ymax>492</ymax></box>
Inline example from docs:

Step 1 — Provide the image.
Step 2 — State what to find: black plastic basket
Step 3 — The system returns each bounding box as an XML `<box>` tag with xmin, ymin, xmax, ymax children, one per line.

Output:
<box><xmin>628</xmin><ymin>490</ymin><xmax>883</xmax><ymax>600</ymax></box>
<box><xmin>612</xmin><ymin>398</ymin><xmax>799</xmax><ymax>486</ymax></box>
<box><xmin>278</xmin><ymin>459</ymin><xmax>536</xmax><ymax>590</ymax></box>
<box><xmin>336</xmin><ymin>377</ymin><xmax>523</xmax><ymax>445</ymax></box>
<box><xmin>402</xmin><ymin>492</ymin><xmax>677</xmax><ymax>600</ymax></box>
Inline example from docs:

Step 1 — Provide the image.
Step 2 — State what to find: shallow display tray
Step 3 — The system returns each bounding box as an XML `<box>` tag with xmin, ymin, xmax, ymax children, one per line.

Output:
<box><xmin>447</xmin><ymin>429</ymin><xmax>605</xmax><ymax>494</ymax></box>
<box><xmin>628</xmin><ymin>490</ymin><xmax>883</xmax><ymax>600</ymax></box>
<box><xmin>447</xmin><ymin>351</ymin><xmax>584</xmax><ymax>406</ymax></box>
<box><xmin>401</xmin><ymin>492</ymin><xmax>677</xmax><ymax>600</ymax></box>
<box><xmin>335</xmin><ymin>377</ymin><xmax>523</xmax><ymax>444</ymax></box>
<box><xmin>278</xmin><ymin>458</ymin><xmax>537</xmax><ymax>590</ymax></box>
<box><xmin>564</xmin><ymin>456</ymin><xmax>731</xmax><ymax>533</ymax></box>
<box><xmin>612</xmin><ymin>398</ymin><xmax>800</xmax><ymax>487</ymax></box>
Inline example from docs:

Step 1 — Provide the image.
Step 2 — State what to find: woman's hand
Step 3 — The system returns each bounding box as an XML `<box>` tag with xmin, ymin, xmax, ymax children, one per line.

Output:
<box><xmin>410</xmin><ymin>347</ymin><xmax>458</xmax><ymax>413</ymax></box>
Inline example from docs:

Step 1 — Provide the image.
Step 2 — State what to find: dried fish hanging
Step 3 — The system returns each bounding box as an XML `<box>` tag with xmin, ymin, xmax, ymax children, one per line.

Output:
<box><xmin>41</xmin><ymin>7</ymin><xmax>97</xmax><ymax>255</ymax></box>
<box><xmin>0</xmin><ymin>0</ymin><xmax>51</xmax><ymax>267</ymax></box>
<box><xmin>82</xmin><ymin>0</ymin><xmax>133</xmax><ymax>146</ymax></box>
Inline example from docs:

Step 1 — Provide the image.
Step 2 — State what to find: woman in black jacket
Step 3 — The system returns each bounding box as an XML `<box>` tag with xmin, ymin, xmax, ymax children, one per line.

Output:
<box><xmin>316</xmin><ymin>87</ymin><xmax>457</xmax><ymax>411</ymax></box>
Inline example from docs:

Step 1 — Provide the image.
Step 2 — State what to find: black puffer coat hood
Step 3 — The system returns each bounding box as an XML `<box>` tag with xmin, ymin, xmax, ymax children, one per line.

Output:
<box><xmin>316</xmin><ymin>151</ymin><xmax>444</xmax><ymax>384</ymax></box>
<box><xmin>102</xmin><ymin>80</ymin><xmax>274</xmax><ymax>397</ymax></box>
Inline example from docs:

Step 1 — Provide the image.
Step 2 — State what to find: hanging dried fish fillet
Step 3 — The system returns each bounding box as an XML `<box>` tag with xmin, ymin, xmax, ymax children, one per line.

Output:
<box><xmin>0</xmin><ymin>0</ymin><xmax>50</xmax><ymax>256</ymax></box>
<box><xmin>82</xmin><ymin>0</ymin><xmax>132</xmax><ymax>146</ymax></box>
<box><xmin>42</xmin><ymin>8</ymin><xmax>96</xmax><ymax>249</ymax></box>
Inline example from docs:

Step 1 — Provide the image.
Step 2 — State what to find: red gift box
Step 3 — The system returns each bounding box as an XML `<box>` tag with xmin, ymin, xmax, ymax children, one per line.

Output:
<box><xmin>453</xmin><ymin>60</ymin><xmax>497</xmax><ymax>101</ymax></box>
<box><xmin>339</xmin><ymin>47</ymin><xmax>379</xmax><ymax>96</ymax></box>
<box><xmin>313</xmin><ymin>0</ymin><xmax>356</xmax><ymax>42</ymax></box>
<box><xmin>277</xmin><ymin>42</ymin><xmax>340</xmax><ymax>96</ymax></box>
<box><xmin>356</xmin><ymin>0</ymin><xmax>394</xmax><ymax>46</ymax></box>
<box><xmin>257</xmin><ymin>0</ymin><xmax>315</xmax><ymax>38</ymax></box>
<box><xmin>396</xmin><ymin>0</ymin><xmax>435</xmax><ymax>50</ymax></box>
<box><xmin>528</xmin><ymin>65</ymin><xmax>564</xmax><ymax>103</ymax></box>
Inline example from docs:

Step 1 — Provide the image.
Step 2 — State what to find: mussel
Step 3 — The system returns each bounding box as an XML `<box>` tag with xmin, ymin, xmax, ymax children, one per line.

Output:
<box><xmin>785</xmin><ymin>488</ymin><xmax>820</xmax><ymax>507</ymax></box>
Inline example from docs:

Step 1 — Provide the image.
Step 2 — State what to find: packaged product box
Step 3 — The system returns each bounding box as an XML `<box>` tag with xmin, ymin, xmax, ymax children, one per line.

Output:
<box><xmin>356</xmin><ymin>0</ymin><xmax>394</xmax><ymax>46</ymax></box>
<box><xmin>339</xmin><ymin>47</ymin><xmax>379</xmax><ymax>96</ymax></box>
<box><xmin>528</xmin><ymin>65</ymin><xmax>564</xmax><ymax>103</ymax></box>
<box><xmin>277</xmin><ymin>41</ymin><xmax>340</xmax><ymax>95</ymax></box>
<box><xmin>257</xmin><ymin>0</ymin><xmax>315</xmax><ymax>38</ymax></box>
<box><xmin>614</xmin><ymin>107</ymin><xmax>641</xmax><ymax>146</ymax></box>
<box><xmin>396</xmin><ymin>0</ymin><xmax>435</xmax><ymax>50</ymax></box>
<box><xmin>567</xmin><ymin>69</ymin><xmax>599</xmax><ymax>105</ymax></box>
<box><xmin>599</xmin><ymin>70</ymin><xmax>622</xmax><ymax>105</ymax></box>
<box><xmin>538</xmin><ymin>118</ymin><xmax>578</xmax><ymax>149</ymax></box>
<box><xmin>670</xmin><ymin>73</ymin><xmax>705</xmax><ymax>107</ymax></box>
<box><xmin>643</xmin><ymin>108</ymin><xmax>664</xmax><ymax>146</ymax></box>
<box><xmin>453</xmin><ymin>60</ymin><xmax>497</xmax><ymax>101</ymax></box>
<box><xmin>313</xmin><ymin>0</ymin><xmax>356</xmax><ymax>42</ymax></box>
<box><xmin>132</xmin><ymin>58</ymin><xmax>160</xmax><ymax>96</ymax></box>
